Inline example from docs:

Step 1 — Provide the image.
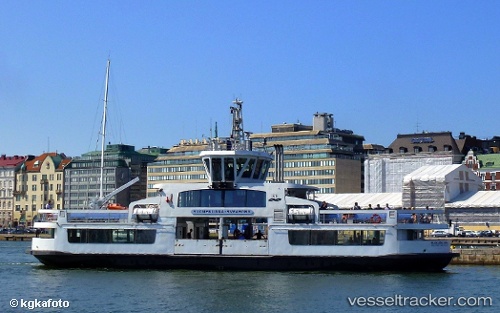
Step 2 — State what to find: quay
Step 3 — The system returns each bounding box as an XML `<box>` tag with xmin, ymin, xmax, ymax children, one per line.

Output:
<box><xmin>451</xmin><ymin>238</ymin><xmax>500</xmax><ymax>265</ymax></box>
<box><xmin>0</xmin><ymin>234</ymin><xmax>37</xmax><ymax>241</ymax></box>
<box><xmin>451</xmin><ymin>248</ymin><xmax>500</xmax><ymax>265</ymax></box>
<box><xmin>430</xmin><ymin>237</ymin><xmax>500</xmax><ymax>265</ymax></box>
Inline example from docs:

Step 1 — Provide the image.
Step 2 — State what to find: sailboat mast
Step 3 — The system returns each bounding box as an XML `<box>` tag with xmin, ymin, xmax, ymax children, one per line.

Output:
<box><xmin>100</xmin><ymin>59</ymin><xmax>110</xmax><ymax>199</ymax></box>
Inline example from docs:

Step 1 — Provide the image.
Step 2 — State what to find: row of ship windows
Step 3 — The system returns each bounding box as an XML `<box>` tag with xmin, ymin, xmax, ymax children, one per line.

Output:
<box><xmin>288</xmin><ymin>230</ymin><xmax>385</xmax><ymax>246</ymax></box>
<box><xmin>65</xmin><ymin>229</ymin><xmax>384</xmax><ymax>246</ymax></box>
<box><xmin>67</xmin><ymin>229</ymin><xmax>156</xmax><ymax>244</ymax></box>
<box><xmin>178</xmin><ymin>190</ymin><xmax>267</xmax><ymax>207</ymax></box>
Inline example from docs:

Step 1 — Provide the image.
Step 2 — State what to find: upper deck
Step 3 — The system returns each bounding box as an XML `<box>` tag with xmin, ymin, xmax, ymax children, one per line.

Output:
<box><xmin>199</xmin><ymin>99</ymin><xmax>273</xmax><ymax>189</ymax></box>
<box><xmin>317</xmin><ymin>208</ymin><xmax>448</xmax><ymax>229</ymax></box>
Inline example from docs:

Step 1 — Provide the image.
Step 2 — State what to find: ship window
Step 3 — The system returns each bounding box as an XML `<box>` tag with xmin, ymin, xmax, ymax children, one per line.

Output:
<box><xmin>175</xmin><ymin>217</ymin><xmax>214</xmax><ymax>239</ymax></box>
<box><xmin>112</xmin><ymin>229</ymin><xmax>133</xmax><ymax>243</ymax></box>
<box><xmin>136</xmin><ymin>230</ymin><xmax>156</xmax><ymax>243</ymax></box>
<box><xmin>67</xmin><ymin>229</ymin><xmax>156</xmax><ymax>244</ymax></box>
<box><xmin>211</xmin><ymin>158</ymin><xmax>222</xmax><ymax>181</ymax></box>
<box><xmin>224</xmin><ymin>158</ymin><xmax>235</xmax><ymax>181</ymax></box>
<box><xmin>224</xmin><ymin>217</ymin><xmax>268</xmax><ymax>240</ymax></box>
<box><xmin>253</xmin><ymin>159</ymin><xmax>264</xmax><ymax>179</ymax></box>
<box><xmin>201</xmin><ymin>190</ymin><xmax>223</xmax><ymax>207</ymax></box>
<box><xmin>259</xmin><ymin>160</ymin><xmax>270</xmax><ymax>180</ymax></box>
<box><xmin>244</xmin><ymin>159</ymin><xmax>256</xmax><ymax>178</ymax></box>
<box><xmin>178</xmin><ymin>189</ymin><xmax>266</xmax><ymax>207</ymax></box>
<box><xmin>288</xmin><ymin>230</ymin><xmax>385</xmax><ymax>246</ymax></box>
<box><xmin>237</xmin><ymin>158</ymin><xmax>250</xmax><ymax>178</ymax></box>
<box><xmin>203</xmin><ymin>159</ymin><xmax>210</xmax><ymax>175</ymax></box>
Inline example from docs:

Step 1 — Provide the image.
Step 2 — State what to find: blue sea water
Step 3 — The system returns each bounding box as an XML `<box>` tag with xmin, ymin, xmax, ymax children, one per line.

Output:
<box><xmin>0</xmin><ymin>241</ymin><xmax>498</xmax><ymax>313</ymax></box>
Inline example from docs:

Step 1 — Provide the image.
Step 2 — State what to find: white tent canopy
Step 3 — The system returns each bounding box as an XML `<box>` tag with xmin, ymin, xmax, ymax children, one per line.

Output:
<box><xmin>316</xmin><ymin>193</ymin><xmax>402</xmax><ymax>210</ymax></box>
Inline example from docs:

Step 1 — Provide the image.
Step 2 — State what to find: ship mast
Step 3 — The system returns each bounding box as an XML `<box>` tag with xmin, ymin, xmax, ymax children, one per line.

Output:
<box><xmin>230</xmin><ymin>98</ymin><xmax>244</xmax><ymax>149</ymax></box>
<box><xmin>99</xmin><ymin>59</ymin><xmax>110</xmax><ymax>199</ymax></box>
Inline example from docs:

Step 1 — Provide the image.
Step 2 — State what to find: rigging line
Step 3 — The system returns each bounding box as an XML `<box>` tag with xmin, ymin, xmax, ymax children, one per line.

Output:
<box><xmin>87</xmin><ymin>64</ymin><xmax>109</xmax><ymax>153</ymax></box>
<box><xmin>106</xmin><ymin>62</ymin><xmax>128</xmax><ymax>145</ymax></box>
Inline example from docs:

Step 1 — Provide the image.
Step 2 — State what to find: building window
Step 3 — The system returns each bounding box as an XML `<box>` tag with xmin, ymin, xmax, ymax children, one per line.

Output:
<box><xmin>399</xmin><ymin>147</ymin><xmax>408</xmax><ymax>153</ymax></box>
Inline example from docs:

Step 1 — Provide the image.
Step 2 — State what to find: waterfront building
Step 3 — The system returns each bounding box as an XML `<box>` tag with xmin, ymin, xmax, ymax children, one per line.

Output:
<box><xmin>0</xmin><ymin>155</ymin><xmax>31</xmax><ymax>228</ymax></box>
<box><xmin>64</xmin><ymin>144</ymin><xmax>156</xmax><ymax>209</ymax></box>
<box><xmin>455</xmin><ymin>132</ymin><xmax>484</xmax><ymax>154</ymax></box>
<box><xmin>147</xmin><ymin>140</ymin><xmax>207</xmax><ymax>196</ymax></box>
<box><xmin>364</xmin><ymin>131</ymin><xmax>463</xmax><ymax>193</ymax></box>
<box><xmin>463</xmin><ymin>150</ymin><xmax>500</xmax><ymax>191</ymax></box>
<box><xmin>13</xmin><ymin>152</ymin><xmax>70</xmax><ymax>227</ymax></box>
<box><xmin>138</xmin><ymin>146</ymin><xmax>169</xmax><ymax>156</ymax></box>
<box><xmin>250</xmin><ymin>112</ymin><xmax>365</xmax><ymax>194</ymax></box>
<box><xmin>147</xmin><ymin>112</ymin><xmax>365</xmax><ymax>195</ymax></box>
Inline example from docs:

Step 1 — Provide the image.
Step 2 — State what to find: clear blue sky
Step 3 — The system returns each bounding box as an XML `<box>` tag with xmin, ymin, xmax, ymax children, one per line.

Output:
<box><xmin>1</xmin><ymin>1</ymin><xmax>499</xmax><ymax>157</ymax></box>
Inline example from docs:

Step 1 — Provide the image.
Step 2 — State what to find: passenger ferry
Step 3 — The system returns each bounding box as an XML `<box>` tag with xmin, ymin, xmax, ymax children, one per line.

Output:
<box><xmin>31</xmin><ymin>99</ymin><xmax>457</xmax><ymax>271</ymax></box>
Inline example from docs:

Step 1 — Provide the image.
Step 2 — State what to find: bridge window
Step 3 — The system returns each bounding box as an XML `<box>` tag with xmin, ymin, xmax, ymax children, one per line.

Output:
<box><xmin>178</xmin><ymin>189</ymin><xmax>266</xmax><ymax>207</ymax></box>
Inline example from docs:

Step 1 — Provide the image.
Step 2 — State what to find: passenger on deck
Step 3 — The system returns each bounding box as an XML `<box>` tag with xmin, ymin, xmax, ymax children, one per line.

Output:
<box><xmin>352</xmin><ymin>202</ymin><xmax>361</xmax><ymax>210</ymax></box>
<box><xmin>253</xmin><ymin>230</ymin><xmax>266</xmax><ymax>239</ymax></box>
<box><xmin>233</xmin><ymin>228</ymin><xmax>241</xmax><ymax>239</ymax></box>
<box><xmin>410</xmin><ymin>213</ymin><xmax>417</xmax><ymax>223</ymax></box>
<box><xmin>187</xmin><ymin>229</ymin><xmax>193</xmax><ymax>239</ymax></box>
<box><xmin>320</xmin><ymin>201</ymin><xmax>328</xmax><ymax>210</ymax></box>
<box><xmin>384</xmin><ymin>203</ymin><xmax>391</xmax><ymax>210</ymax></box>
<box><xmin>376</xmin><ymin>204</ymin><xmax>382</xmax><ymax>210</ymax></box>
<box><xmin>244</xmin><ymin>225</ymin><xmax>253</xmax><ymax>239</ymax></box>
<box><xmin>367</xmin><ymin>204</ymin><xmax>373</xmax><ymax>210</ymax></box>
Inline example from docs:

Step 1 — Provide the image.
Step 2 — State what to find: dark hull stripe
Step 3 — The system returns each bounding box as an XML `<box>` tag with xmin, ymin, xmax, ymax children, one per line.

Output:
<box><xmin>31</xmin><ymin>251</ymin><xmax>458</xmax><ymax>272</ymax></box>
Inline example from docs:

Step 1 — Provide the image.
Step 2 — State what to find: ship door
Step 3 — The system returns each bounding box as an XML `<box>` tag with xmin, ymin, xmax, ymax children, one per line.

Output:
<box><xmin>219</xmin><ymin>217</ymin><xmax>269</xmax><ymax>256</ymax></box>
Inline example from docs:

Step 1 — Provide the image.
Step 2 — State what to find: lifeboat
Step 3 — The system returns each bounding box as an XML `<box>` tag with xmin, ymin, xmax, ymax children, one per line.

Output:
<box><xmin>133</xmin><ymin>207</ymin><xmax>159</xmax><ymax>222</ymax></box>
<box><xmin>107</xmin><ymin>203</ymin><xmax>127</xmax><ymax>210</ymax></box>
